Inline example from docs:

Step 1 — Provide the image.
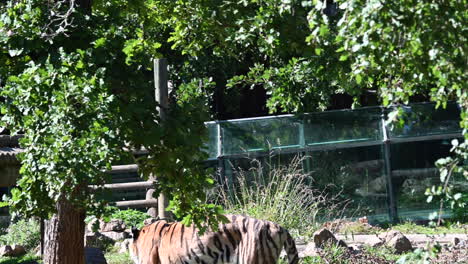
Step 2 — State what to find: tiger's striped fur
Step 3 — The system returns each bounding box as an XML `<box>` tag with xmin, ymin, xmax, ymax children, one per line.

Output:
<box><xmin>130</xmin><ymin>214</ymin><xmax>299</xmax><ymax>264</ymax></box>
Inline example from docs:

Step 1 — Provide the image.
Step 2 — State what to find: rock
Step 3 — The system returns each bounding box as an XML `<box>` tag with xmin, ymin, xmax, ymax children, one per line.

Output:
<box><xmin>85</xmin><ymin>232</ymin><xmax>114</xmax><ymax>250</ymax></box>
<box><xmin>378</xmin><ymin>230</ymin><xmax>402</xmax><ymax>242</ymax></box>
<box><xmin>313</xmin><ymin>228</ymin><xmax>346</xmax><ymax>248</ymax></box>
<box><xmin>11</xmin><ymin>245</ymin><xmax>26</xmax><ymax>256</ymax></box>
<box><xmin>144</xmin><ymin>218</ymin><xmax>158</xmax><ymax>226</ymax></box>
<box><xmin>300</xmin><ymin>242</ymin><xmax>319</xmax><ymax>258</ymax></box>
<box><xmin>452</xmin><ymin>237</ymin><xmax>460</xmax><ymax>246</ymax></box>
<box><xmin>101</xmin><ymin>231</ymin><xmax>131</xmax><ymax>241</ymax></box>
<box><xmin>0</xmin><ymin>245</ymin><xmax>13</xmax><ymax>257</ymax></box>
<box><xmin>0</xmin><ymin>245</ymin><xmax>26</xmax><ymax>257</ymax></box>
<box><xmin>378</xmin><ymin>230</ymin><xmax>412</xmax><ymax>254</ymax></box>
<box><xmin>386</xmin><ymin>234</ymin><xmax>413</xmax><ymax>254</ymax></box>
<box><xmin>85</xmin><ymin>247</ymin><xmax>107</xmax><ymax>264</ymax></box>
<box><xmin>365</xmin><ymin>236</ymin><xmax>384</xmax><ymax>247</ymax></box>
<box><xmin>100</xmin><ymin>219</ymin><xmax>126</xmax><ymax>232</ymax></box>
<box><xmin>117</xmin><ymin>239</ymin><xmax>132</xmax><ymax>254</ymax></box>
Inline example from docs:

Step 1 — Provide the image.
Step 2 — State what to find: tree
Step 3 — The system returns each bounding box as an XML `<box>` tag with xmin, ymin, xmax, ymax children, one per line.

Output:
<box><xmin>0</xmin><ymin>1</ymin><xmax>223</xmax><ymax>263</ymax></box>
<box><xmin>306</xmin><ymin>0</ymin><xmax>467</xmax><ymax>219</ymax></box>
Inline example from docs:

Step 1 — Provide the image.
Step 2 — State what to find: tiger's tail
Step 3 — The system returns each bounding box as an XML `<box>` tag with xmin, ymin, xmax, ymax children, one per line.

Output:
<box><xmin>283</xmin><ymin>229</ymin><xmax>299</xmax><ymax>264</ymax></box>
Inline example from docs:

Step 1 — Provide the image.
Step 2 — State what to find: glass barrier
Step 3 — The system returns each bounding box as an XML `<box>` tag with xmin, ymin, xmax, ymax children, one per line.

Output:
<box><xmin>389</xmin><ymin>139</ymin><xmax>463</xmax><ymax>221</ymax></box>
<box><xmin>205</xmin><ymin>102</ymin><xmax>463</xmax><ymax>223</ymax></box>
<box><xmin>219</xmin><ymin>146</ymin><xmax>390</xmax><ymax>224</ymax></box>
<box><xmin>205</xmin><ymin>122</ymin><xmax>219</xmax><ymax>160</ymax></box>
<box><xmin>220</xmin><ymin>116</ymin><xmax>302</xmax><ymax>156</ymax></box>
<box><xmin>304</xmin><ymin>107</ymin><xmax>383</xmax><ymax>146</ymax></box>
<box><xmin>304</xmin><ymin>146</ymin><xmax>389</xmax><ymax>223</ymax></box>
<box><xmin>387</xmin><ymin>102</ymin><xmax>462</xmax><ymax>138</ymax></box>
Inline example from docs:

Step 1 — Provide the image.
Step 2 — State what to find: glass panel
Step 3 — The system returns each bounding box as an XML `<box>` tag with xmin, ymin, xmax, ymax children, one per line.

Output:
<box><xmin>388</xmin><ymin>102</ymin><xmax>462</xmax><ymax>138</ymax></box>
<box><xmin>305</xmin><ymin>145</ymin><xmax>389</xmax><ymax>223</ymax></box>
<box><xmin>220</xmin><ymin>117</ymin><xmax>302</xmax><ymax>156</ymax></box>
<box><xmin>205</xmin><ymin>122</ymin><xmax>219</xmax><ymax>159</ymax></box>
<box><xmin>220</xmin><ymin>147</ymin><xmax>389</xmax><ymax>224</ymax></box>
<box><xmin>390</xmin><ymin>139</ymin><xmax>464</xmax><ymax>221</ymax></box>
<box><xmin>304</xmin><ymin>107</ymin><xmax>382</xmax><ymax>146</ymax></box>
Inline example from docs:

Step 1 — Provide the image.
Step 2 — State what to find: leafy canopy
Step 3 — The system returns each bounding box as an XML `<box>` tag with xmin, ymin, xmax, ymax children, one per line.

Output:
<box><xmin>0</xmin><ymin>0</ymin><xmax>225</xmax><ymax>230</ymax></box>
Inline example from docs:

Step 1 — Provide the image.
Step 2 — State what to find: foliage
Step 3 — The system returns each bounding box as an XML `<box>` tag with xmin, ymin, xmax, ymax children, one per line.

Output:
<box><xmin>0</xmin><ymin>219</ymin><xmax>40</xmax><ymax>251</ymax></box>
<box><xmin>396</xmin><ymin>244</ymin><xmax>441</xmax><ymax>264</ymax></box>
<box><xmin>108</xmin><ymin>208</ymin><xmax>148</xmax><ymax>229</ymax></box>
<box><xmin>425</xmin><ymin>139</ymin><xmax>467</xmax><ymax>224</ymax></box>
<box><xmin>0</xmin><ymin>0</ymin><xmax>223</xmax><ymax>232</ymax></box>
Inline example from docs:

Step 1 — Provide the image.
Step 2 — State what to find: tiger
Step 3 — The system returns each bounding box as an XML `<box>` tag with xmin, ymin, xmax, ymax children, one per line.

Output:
<box><xmin>129</xmin><ymin>214</ymin><xmax>299</xmax><ymax>264</ymax></box>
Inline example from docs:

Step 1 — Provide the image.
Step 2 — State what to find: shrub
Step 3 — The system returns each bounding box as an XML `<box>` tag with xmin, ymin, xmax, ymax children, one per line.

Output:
<box><xmin>109</xmin><ymin>209</ymin><xmax>148</xmax><ymax>229</ymax></box>
<box><xmin>86</xmin><ymin>207</ymin><xmax>149</xmax><ymax>230</ymax></box>
<box><xmin>0</xmin><ymin>219</ymin><xmax>40</xmax><ymax>251</ymax></box>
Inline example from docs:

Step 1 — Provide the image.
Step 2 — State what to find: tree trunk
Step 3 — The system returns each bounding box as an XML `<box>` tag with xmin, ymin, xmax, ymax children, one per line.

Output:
<box><xmin>43</xmin><ymin>199</ymin><xmax>86</xmax><ymax>264</ymax></box>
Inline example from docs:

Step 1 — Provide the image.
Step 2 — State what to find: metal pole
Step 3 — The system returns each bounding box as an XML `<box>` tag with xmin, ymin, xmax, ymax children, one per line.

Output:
<box><xmin>381</xmin><ymin>110</ymin><xmax>398</xmax><ymax>223</ymax></box>
<box><xmin>148</xmin><ymin>58</ymin><xmax>169</xmax><ymax>219</ymax></box>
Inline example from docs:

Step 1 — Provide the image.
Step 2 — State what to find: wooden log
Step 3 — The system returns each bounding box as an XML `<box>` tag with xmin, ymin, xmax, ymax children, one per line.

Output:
<box><xmin>349</xmin><ymin>159</ymin><xmax>384</xmax><ymax>171</ymax></box>
<box><xmin>392</xmin><ymin>168</ymin><xmax>438</xmax><ymax>178</ymax></box>
<box><xmin>89</xmin><ymin>181</ymin><xmax>154</xmax><ymax>191</ymax></box>
<box><xmin>107</xmin><ymin>164</ymin><xmax>138</xmax><ymax>174</ymax></box>
<box><xmin>114</xmin><ymin>199</ymin><xmax>158</xmax><ymax>209</ymax></box>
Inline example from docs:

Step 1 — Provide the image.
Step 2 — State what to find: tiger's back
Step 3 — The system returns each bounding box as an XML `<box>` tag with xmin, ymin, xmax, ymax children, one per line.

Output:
<box><xmin>130</xmin><ymin>214</ymin><xmax>299</xmax><ymax>264</ymax></box>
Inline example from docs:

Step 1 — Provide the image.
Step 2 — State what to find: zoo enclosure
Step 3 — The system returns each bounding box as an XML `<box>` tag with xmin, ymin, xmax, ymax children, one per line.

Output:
<box><xmin>204</xmin><ymin>102</ymin><xmax>465</xmax><ymax>223</ymax></box>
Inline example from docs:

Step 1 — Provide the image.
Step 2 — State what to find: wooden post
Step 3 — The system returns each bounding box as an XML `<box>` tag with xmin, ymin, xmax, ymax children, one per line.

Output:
<box><xmin>148</xmin><ymin>58</ymin><xmax>170</xmax><ymax>219</ymax></box>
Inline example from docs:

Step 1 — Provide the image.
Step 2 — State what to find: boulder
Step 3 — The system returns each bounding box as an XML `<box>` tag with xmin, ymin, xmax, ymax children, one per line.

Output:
<box><xmin>379</xmin><ymin>230</ymin><xmax>412</xmax><ymax>254</ymax></box>
<box><xmin>11</xmin><ymin>245</ymin><xmax>26</xmax><ymax>256</ymax></box>
<box><xmin>386</xmin><ymin>234</ymin><xmax>412</xmax><ymax>254</ymax></box>
<box><xmin>101</xmin><ymin>231</ymin><xmax>131</xmax><ymax>241</ymax></box>
<box><xmin>100</xmin><ymin>219</ymin><xmax>126</xmax><ymax>232</ymax></box>
<box><xmin>452</xmin><ymin>237</ymin><xmax>460</xmax><ymax>246</ymax></box>
<box><xmin>85</xmin><ymin>232</ymin><xmax>114</xmax><ymax>250</ymax></box>
<box><xmin>144</xmin><ymin>218</ymin><xmax>158</xmax><ymax>226</ymax></box>
<box><xmin>378</xmin><ymin>230</ymin><xmax>400</xmax><ymax>241</ymax></box>
<box><xmin>300</xmin><ymin>242</ymin><xmax>319</xmax><ymax>258</ymax></box>
<box><xmin>365</xmin><ymin>236</ymin><xmax>384</xmax><ymax>247</ymax></box>
<box><xmin>313</xmin><ymin>228</ymin><xmax>347</xmax><ymax>248</ymax></box>
<box><xmin>0</xmin><ymin>245</ymin><xmax>13</xmax><ymax>257</ymax></box>
<box><xmin>0</xmin><ymin>245</ymin><xmax>26</xmax><ymax>257</ymax></box>
<box><xmin>116</xmin><ymin>238</ymin><xmax>132</xmax><ymax>254</ymax></box>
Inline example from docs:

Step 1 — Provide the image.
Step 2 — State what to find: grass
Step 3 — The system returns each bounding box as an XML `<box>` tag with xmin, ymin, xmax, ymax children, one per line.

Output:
<box><xmin>104</xmin><ymin>245</ymin><xmax>133</xmax><ymax>264</ymax></box>
<box><xmin>389</xmin><ymin>222</ymin><xmax>467</xmax><ymax>235</ymax></box>
<box><xmin>363</xmin><ymin>245</ymin><xmax>401</xmax><ymax>262</ymax></box>
<box><xmin>0</xmin><ymin>254</ymin><xmax>41</xmax><ymax>264</ymax></box>
<box><xmin>215</xmin><ymin>156</ymin><xmax>349</xmax><ymax>238</ymax></box>
<box><xmin>105</xmin><ymin>252</ymin><xmax>132</xmax><ymax>264</ymax></box>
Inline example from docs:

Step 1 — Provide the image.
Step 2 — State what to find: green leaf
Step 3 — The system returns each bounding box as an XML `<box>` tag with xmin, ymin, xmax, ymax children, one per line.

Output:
<box><xmin>8</xmin><ymin>49</ymin><xmax>23</xmax><ymax>57</ymax></box>
<box><xmin>355</xmin><ymin>74</ymin><xmax>362</xmax><ymax>84</ymax></box>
